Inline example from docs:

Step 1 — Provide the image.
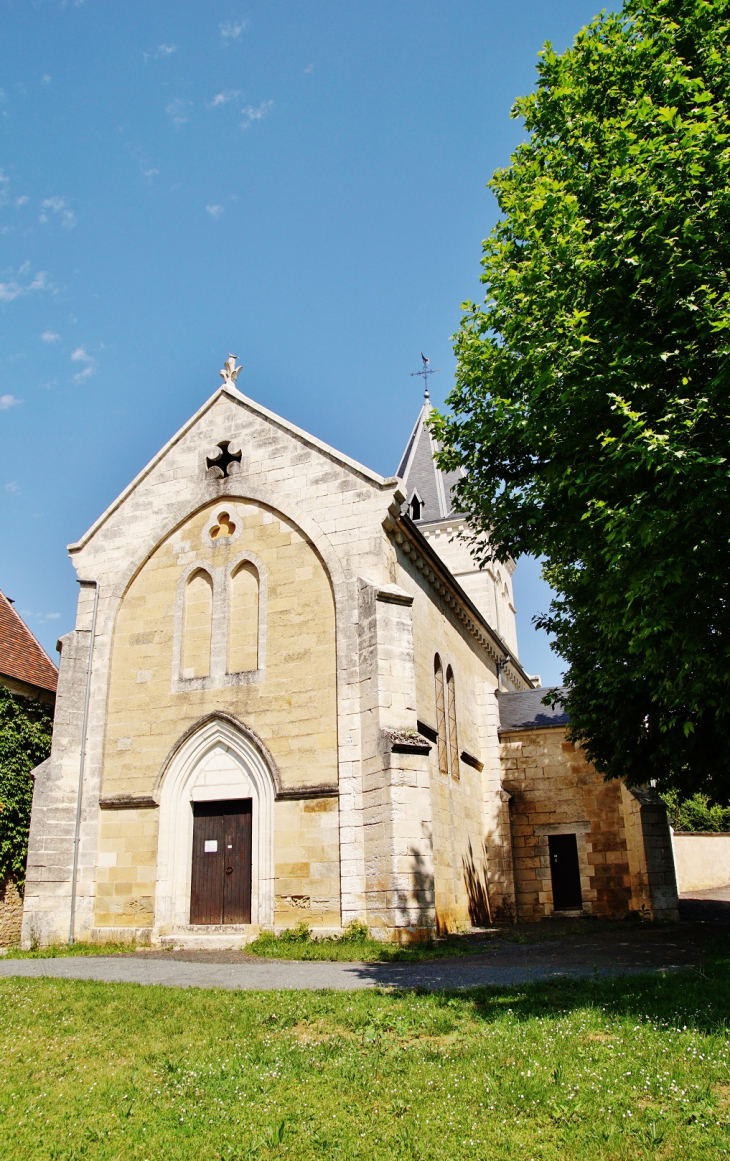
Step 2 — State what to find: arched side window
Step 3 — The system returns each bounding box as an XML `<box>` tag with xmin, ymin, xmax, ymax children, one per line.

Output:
<box><xmin>434</xmin><ymin>654</ymin><xmax>448</xmax><ymax>776</ymax></box>
<box><xmin>446</xmin><ymin>665</ymin><xmax>459</xmax><ymax>780</ymax></box>
<box><xmin>182</xmin><ymin>569</ymin><xmax>213</xmax><ymax>680</ymax></box>
<box><xmin>228</xmin><ymin>561</ymin><xmax>259</xmax><ymax>674</ymax></box>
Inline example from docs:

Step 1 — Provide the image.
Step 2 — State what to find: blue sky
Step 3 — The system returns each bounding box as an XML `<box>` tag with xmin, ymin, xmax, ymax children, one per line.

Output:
<box><xmin>0</xmin><ymin>0</ymin><xmax>609</xmax><ymax>684</ymax></box>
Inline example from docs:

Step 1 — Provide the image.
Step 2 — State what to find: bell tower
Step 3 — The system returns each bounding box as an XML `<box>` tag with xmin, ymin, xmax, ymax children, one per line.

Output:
<box><xmin>396</xmin><ymin>380</ymin><xmax>519</xmax><ymax>657</ymax></box>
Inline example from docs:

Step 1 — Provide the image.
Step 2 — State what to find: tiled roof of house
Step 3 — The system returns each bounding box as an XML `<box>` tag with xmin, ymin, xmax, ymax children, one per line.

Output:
<box><xmin>498</xmin><ymin>688</ymin><xmax>568</xmax><ymax>733</ymax></box>
<box><xmin>0</xmin><ymin>589</ymin><xmax>58</xmax><ymax>694</ymax></box>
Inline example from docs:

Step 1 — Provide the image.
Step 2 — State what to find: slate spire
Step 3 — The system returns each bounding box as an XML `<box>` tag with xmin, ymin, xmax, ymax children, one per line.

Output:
<box><xmin>396</xmin><ymin>389</ymin><xmax>463</xmax><ymax>524</ymax></box>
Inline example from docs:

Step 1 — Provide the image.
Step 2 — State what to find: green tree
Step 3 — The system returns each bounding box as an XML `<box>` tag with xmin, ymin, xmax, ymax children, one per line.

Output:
<box><xmin>660</xmin><ymin>789</ymin><xmax>730</xmax><ymax>831</ymax></box>
<box><xmin>0</xmin><ymin>687</ymin><xmax>53</xmax><ymax>885</ymax></box>
<box><xmin>431</xmin><ymin>0</ymin><xmax>730</xmax><ymax>797</ymax></box>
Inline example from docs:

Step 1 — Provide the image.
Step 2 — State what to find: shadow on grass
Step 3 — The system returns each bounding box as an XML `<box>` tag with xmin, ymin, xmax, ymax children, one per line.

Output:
<box><xmin>383</xmin><ymin>931</ymin><xmax>730</xmax><ymax>1038</ymax></box>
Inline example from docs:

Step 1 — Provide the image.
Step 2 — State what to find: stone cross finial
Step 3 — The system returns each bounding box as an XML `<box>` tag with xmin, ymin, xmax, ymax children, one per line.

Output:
<box><xmin>220</xmin><ymin>354</ymin><xmax>242</xmax><ymax>386</ymax></box>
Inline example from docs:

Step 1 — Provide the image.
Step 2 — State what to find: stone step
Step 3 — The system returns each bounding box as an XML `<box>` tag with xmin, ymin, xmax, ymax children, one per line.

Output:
<box><xmin>157</xmin><ymin>924</ymin><xmax>261</xmax><ymax>950</ymax></box>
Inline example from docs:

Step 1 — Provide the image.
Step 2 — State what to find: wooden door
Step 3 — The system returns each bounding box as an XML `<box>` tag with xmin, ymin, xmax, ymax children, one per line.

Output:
<box><xmin>190</xmin><ymin>799</ymin><xmax>252</xmax><ymax>925</ymax></box>
<box><xmin>548</xmin><ymin>833</ymin><xmax>583</xmax><ymax>910</ymax></box>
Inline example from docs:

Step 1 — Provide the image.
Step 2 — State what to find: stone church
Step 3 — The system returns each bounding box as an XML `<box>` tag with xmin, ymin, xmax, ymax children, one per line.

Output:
<box><xmin>21</xmin><ymin>358</ymin><xmax>677</xmax><ymax>948</ymax></box>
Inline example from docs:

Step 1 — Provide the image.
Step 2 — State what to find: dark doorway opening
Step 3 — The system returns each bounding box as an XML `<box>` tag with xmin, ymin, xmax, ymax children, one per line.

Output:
<box><xmin>548</xmin><ymin>833</ymin><xmax>583</xmax><ymax>910</ymax></box>
<box><xmin>190</xmin><ymin>799</ymin><xmax>252</xmax><ymax>925</ymax></box>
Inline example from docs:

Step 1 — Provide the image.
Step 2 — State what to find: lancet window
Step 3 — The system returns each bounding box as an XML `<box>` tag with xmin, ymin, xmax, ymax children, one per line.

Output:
<box><xmin>434</xmin><ymin>654</ymin><xmax>448</xmax><ymax>776</ymax></box>
<box><xmin>228</xmin><ymin>561</ymin><xmax>260</xmax><ymax>674</ymax></box>
<box><xmin>173</xmin><ymin>553</ymin><xmax>266</xmax><ymax>692</ymax></box>
<box><xmin>446</xmin><ymin>665</ymin><xmax>459</xmax><ymax>780</ymax></box>
<box><xmin>182</xmin><ymin>569</ymin><xmax>213</xmax><ymax>679</ymax></box>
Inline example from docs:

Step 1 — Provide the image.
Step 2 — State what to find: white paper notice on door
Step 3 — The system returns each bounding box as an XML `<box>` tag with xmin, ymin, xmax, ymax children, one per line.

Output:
<box><xmin>204</xmin><ymin>840</ymin><xmax>218</xmax><ymax>853</ymax></box>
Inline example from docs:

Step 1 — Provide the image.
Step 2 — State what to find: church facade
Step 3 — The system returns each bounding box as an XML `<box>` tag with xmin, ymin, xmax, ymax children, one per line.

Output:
<box><xmin>21</xmin><ymin>361</ymin><xmax>677</xmax><ymax>948</ymax></box>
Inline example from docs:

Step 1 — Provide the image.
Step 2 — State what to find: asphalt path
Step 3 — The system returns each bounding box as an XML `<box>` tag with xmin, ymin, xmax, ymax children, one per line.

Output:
<box><xmin>0</xmin><ymin>953</ymin><xmax>690</xmax><ymax>991</ymax></box>
<box><xmin>1</xmin><ymin>891</ymin><xmax>724</xmax><ymax>992</ymax></box>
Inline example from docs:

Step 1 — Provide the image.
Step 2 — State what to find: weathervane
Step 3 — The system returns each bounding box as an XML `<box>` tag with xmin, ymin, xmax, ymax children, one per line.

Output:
<box><xmin>220</xmin><ymin>353</ymin><xmax>242</xmax><ymax>386</ymax></box>
<box><xmin>410</xmin><ymin>352</ymin><xmax>440</xmax><ymax>399</ymax></box>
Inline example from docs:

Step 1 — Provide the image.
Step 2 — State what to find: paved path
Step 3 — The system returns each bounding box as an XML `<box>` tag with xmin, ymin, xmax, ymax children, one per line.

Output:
<box><xmin>2</xmin><ymin>895</ymin><xmax>722</xmax><ymax>992</ymax></box>
<box><xmin>0</xmin><ymin>947</ymin><xmax>694</xmax><ymax>992</ymax></box>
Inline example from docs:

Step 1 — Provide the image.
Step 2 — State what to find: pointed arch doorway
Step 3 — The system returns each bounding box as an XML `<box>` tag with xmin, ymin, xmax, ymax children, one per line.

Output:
<box><xmin>154</xmin><ymin>715</ymin><xmax>275</xmax><ymax>936</ymax></box>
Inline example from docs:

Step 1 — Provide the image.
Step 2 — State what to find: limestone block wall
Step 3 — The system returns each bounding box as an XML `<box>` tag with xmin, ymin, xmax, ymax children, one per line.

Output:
<box><xmin>419</xmin><ymin>519</ymin><xmax>518</xmax><ymax>655</ymax></box>
<box><xmin>273</xmin><ymin>796</ymin><xmax>341</xmax><ymax>928</ymax></box>
<box><xmin>0</xmin><ymin>881</ymin><xmax>23</xmax><ymax>947</ymax></box>
<box><xmin>500</xmin><ymin>727</ymin><xmax>634</xmax><ymax>920</ymax></box>
<box><xmin>394</xmin><ymin>549</ymin><xmax>514</xmax><ymax>931</ymax></box>
<box><xmin>22</xmin><ymin>633</ymin><xmax>92</xmax><ymax>947</ymax></box>
<box><xmin>95</xmin><ymin>805</ymin><xmax>158</xmax><ymax>931</ymax></box>
<box><xmin>355</xmin><ymin>578</ymin><xmax>436</xmax><ymax>939</ymax></box>
<box><xmin>102</xmin><ymin>498</ymin><xmax>337</xmax><ymax>800</ymax></box>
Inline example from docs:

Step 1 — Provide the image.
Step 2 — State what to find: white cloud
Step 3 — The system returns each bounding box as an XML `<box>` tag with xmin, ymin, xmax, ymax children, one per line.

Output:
<box><xmin>208</xmin><ymin>89</ymin><xmax>242</xmax><ymax>107</ymax></box>
<box><xmin>4</xmin><ymin>481</ymin><xmax>19</xmax><ymax>492</ymax></box>
<box><xmin>41</xmin><ymin>330</ymin><xmax>60</xmax><ymax>342</ymax></box>
<box><xmin>0</xmin><ymin>266</ymin><xmax>50</xmax><ymax>303</ymax></box>
<box><xmin>40</xmin><ymin>195</ymin><xmax>76</xmax><ymax>229</ymax></box>
<box><xmin>0</xmin><ymin>395</ymin><xmax>20</xmax><ymax>410</ymax></box>
<box><xmin>15</xmin><ymin>195</ymin><xmax>29</xmax><ymax>206</ymax></box>
<box><xmin>128</xmin><ymin>144</ymin><xmax>160</xmax><ymax>182</ymax></box>
<box><xmin>220</xmin><ymin>19</ymin><xmax>248</xmax><ymax>42</ymax></box>
<box><xmin>206</xmin><ymin>204</ymin><xmax>224</xmax><ymax>218</ymax></box>
<box><xmin>41</xmin><ymin>74</ymin><xmax>52</xmax><ymax>85</ymax></box>
<box><xmin>45</xmin><ymin>612</ymin><xmax>60</xmax><ymax>619</ymax></box>
<box><xmin>71</xmin><ymin>346</ymin><xmax>96</xmax><ymax>383</ymax></box>
<box><xmin>304</xmin><ymin>64</ymin><xmax>315</xmax><ymax>74</ymax></box>
<box><xmin>144</xmin><ymin>43</ymin><xmax>177</xmax><ymax>62</ymax></box>
<box><xmin>240</xmin><ymin>100</ymin><xmax>273</xmax><ymax>129</ymax></box>
<box><xmin>165</xmin><ymin>98</ymin><xmax>192</xmax><ymax>128</ymax></box>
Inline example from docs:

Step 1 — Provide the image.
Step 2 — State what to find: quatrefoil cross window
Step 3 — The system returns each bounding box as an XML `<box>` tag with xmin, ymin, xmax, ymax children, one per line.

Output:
<box><xmin>206</xmin><ymin>441</ymin><xmax>242</xmax><ymax>478</ymax></box>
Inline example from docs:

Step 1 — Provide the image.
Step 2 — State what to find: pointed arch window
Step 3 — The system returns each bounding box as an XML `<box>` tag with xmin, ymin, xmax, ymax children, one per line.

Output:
<box><xmin>434</xmin><ymin>654</ymin><xmax>448</xmax><ymax>776</ymax></box>
<box><xmin>446</xmin><ymin>665</ymin><xmax>459</xmax><ymax>780</ymax></box>
<box><xmin>228</xmin><ymin>561</ymin><xmax>260</xmax><ymax>674</ymax></box>
<box><xmin>409</xmin><ymin>490</ymin><xmax>424</xmax><ymax>521</ymax></box>
<box><xmin>182</xmin><ymin>569</ymin><xmax>213</xmax><ymax>679</ymax></box>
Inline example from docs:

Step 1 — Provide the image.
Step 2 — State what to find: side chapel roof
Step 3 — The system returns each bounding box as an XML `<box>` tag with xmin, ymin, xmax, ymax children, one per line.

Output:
<box><xmin>396</xmin><ymin>390</ymin><xmax>464</xmax><ymax>524</ymax></box>
<box><xmin>0</xmin><ymin>589</ymin><xmax>58</xmax><ymax>694</ymax></box>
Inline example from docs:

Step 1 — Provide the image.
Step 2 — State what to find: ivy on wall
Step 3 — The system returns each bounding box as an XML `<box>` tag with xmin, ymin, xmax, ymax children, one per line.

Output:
<box><xmin>0</xmin><ymin>686</ymin><xmax>53</xmax><ymax>886</ymax></box>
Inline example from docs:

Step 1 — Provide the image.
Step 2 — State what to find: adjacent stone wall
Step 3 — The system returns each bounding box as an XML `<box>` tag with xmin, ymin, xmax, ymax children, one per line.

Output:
<box><xmin>0</xmin><ymin>881</ymin><xmax>23</xmax><ymax>947</ymax></box>
<box><xmin>672</xmin><ymin>832</ymin><xmax>730</xmax><ymax>892</ymax></box>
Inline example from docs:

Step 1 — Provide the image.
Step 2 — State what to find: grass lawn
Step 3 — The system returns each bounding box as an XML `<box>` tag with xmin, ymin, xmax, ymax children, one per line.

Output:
<box><xmin>245</xmin><ymin>921</ymin><xmax>508</xmax><ymax>961</ymax></box>
<box><xmin>1</xmin><ymin>944</ymin><xmax>730</xmax><ymax>1160</ymax></box>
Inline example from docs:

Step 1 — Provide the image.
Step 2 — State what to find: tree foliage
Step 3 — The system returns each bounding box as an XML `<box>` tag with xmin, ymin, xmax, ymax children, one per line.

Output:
<box><xmin>0</xmin><ymin>686</ymin><xmax>53</xmax><ymax>885</ymax></box>
<box><xmin>431</xmin><ymin>0</ymin><xmax>730</xmax><ymax>796</ymax></box>
<box><xmin>660</xmin><ymin>789</ymin><xmax>730</xmax><ymax>831</ymax></box>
